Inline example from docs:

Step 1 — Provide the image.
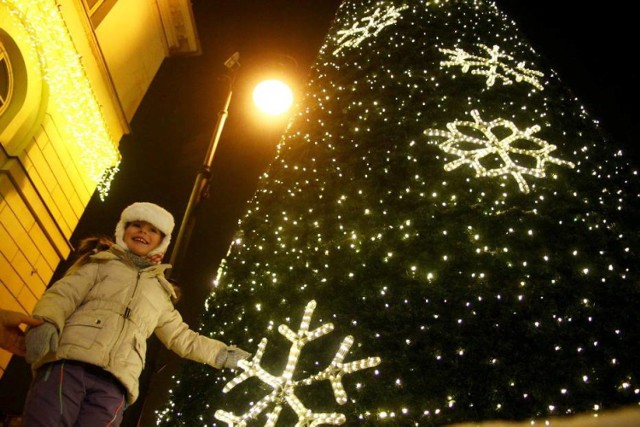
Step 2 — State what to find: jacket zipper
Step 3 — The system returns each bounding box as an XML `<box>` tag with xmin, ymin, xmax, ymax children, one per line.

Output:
<box><xmin>108</xmin><ymin>270</ymin><xmax>142</xmax><ymax>365</ymax></box>
<box><xmin>123</xmin><ymin>271</ymin><xmax>142</xmax><ymax>319</ymax></box>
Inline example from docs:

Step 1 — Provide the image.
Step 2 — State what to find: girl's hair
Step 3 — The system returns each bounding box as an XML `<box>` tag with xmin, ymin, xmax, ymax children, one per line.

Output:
<box><xmin>66</xmin><ymin>235</ymin><xmax>115</xmax><ymax>275</ymax></box>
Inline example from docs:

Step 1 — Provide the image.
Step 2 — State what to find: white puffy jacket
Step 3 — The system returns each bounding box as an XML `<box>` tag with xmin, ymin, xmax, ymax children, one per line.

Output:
<box><xmin>32</xmin><ymin>246</ymin><xmax>227</xmax><ymax>403</ymax></box>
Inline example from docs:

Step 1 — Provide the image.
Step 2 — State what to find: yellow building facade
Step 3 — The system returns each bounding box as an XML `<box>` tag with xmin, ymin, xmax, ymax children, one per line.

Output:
<box><xmin>0</xmin><ymin>0</ymin><xmax>199</xmax><ymax>376</ymax></box>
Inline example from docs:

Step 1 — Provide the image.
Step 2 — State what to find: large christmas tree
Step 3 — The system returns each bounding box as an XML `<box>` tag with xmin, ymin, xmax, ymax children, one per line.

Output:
<box><xmin>157</xmin><ymin>1</ymin><xmax>639</xmax><ymax>425</ymax></box>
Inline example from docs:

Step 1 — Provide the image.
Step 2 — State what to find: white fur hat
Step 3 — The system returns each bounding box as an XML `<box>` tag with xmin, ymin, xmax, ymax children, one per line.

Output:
<box><xmin>115</xmin><ymin>202</ymin><xmax>175</xmax><ymax>257</ymax></box>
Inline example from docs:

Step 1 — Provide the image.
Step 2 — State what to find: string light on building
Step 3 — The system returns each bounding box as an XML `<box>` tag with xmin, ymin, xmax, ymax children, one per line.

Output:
<box><xmin>1</xmin><ymin>0</ymin><xmax>120</xmax><ymax>199</ymax></box>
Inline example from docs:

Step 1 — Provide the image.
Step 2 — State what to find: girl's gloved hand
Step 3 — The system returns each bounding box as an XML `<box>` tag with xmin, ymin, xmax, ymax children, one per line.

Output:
<box><xmin>25</xmin><ymin>322</ymin><xmax>58</xmax><ymax>364</ymax></box>
<box><xmin>216</xmin><ymin>345</ymin><xmax>251</xmax><ymax>369</ymax></box>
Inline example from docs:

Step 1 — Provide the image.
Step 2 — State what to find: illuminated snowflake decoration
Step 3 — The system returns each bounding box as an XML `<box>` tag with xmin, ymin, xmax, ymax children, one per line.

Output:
<box><xmin>425</xmin><ymin>110</ymin><xmax>575</xmax><ymax>193</ymax></box>
<box><xmin>333</xmin><ymin>4</ymin><xmax>408</xmax><ymax>55</ymax></box>
<box><xmin>214</xmin><ymin>300</ymin><xmax>381</xmax><ymax>426</ymax></box>
<box><xmin>440</xmin><ymin>44</ymin><xmax>545</xmax><ymax>90</ymax></box>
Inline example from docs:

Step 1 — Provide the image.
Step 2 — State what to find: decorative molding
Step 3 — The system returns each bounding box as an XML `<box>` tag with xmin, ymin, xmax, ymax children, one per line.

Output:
<box><xmin>155</xmin><ymin>0</ymin><xmax>201</xmax><ymax>55</ymax></box>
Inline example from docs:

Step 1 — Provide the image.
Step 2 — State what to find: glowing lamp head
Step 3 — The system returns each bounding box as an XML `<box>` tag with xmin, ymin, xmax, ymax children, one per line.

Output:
<box><xmin>253</xmin><ymin>79</ymin><xmax>293</xmax><ymax>115</ymax></box>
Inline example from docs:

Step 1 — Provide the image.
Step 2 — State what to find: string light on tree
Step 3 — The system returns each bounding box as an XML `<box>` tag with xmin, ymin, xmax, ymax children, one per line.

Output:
<box><xmin>214</xmin><ymin>300</ymin><xmax>381</xmax><ymax>426</ymax></box>
<box><xmin>439</xmin><ymin>43</ymin><xmax>545</xmax><ymax>90</ymax></box>
<box><xmin>425</xmin><ymin>109</ymin><xmax>575</xmax><ymax>193</ymax></box>
<box><xmin>333</xmin><ymin>4</ymin><xmax>408</xmax><ymax>55</ymax></box>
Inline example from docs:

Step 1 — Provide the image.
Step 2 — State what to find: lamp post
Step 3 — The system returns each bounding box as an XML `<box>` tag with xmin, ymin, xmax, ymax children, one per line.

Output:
<box><xmin>168</xmin><ymin>52</ymin><xmax>241</xmax><ymax>273</ymax></box>
<box><xmin>167</xmin><ymin>52</ymin><xmax>294</xmax><ymax>275</ymax></box>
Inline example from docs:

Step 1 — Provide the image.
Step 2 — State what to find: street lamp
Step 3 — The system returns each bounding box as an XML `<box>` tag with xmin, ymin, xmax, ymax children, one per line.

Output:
<box><xmin>253</xmin><ymin>79</ymin><xmax>294</xmax><ymax>115</ymax></box>
<box><xmin>168</xmin><ymin>52</ymin><xmax>293</xmax><ymax>274</ymax></box>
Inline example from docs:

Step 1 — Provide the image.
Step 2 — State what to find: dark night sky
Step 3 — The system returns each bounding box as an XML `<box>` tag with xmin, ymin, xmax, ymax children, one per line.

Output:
<box><xmin>68</xmin><ymin>1</ymin><xmax>635</xmax><ymax>423</ymax></box>
<box><xmin>496</xmin><ymin>1</ymin><xmax>634</xmax><ymax>160</ymax></box>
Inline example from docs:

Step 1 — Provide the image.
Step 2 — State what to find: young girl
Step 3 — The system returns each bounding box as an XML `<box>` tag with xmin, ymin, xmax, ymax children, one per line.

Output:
<box><xmin>23</xmin><ymin>202</ymin><xmax>249</xmax><ymax>426</ymax></box>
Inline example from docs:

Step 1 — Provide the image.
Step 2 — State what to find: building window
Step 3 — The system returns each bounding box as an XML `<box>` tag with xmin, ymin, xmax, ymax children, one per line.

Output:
<box><xmin>0</xmin><ymin>42</ymin><xmax>13</xmax><ymax>117</ymax></box>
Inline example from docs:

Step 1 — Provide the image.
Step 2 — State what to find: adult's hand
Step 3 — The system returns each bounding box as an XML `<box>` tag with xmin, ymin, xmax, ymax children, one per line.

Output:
<box><xmin>0</xmin><ymin>309</ymin><xmax>44</xmax><ymax>356</ymax></box>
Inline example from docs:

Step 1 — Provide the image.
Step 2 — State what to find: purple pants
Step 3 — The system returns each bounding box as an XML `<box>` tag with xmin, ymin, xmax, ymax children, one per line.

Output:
<box><xmin>23</xmin><ymin>361</ymin><xmax>126</xmax><ymax>427</ymax></box>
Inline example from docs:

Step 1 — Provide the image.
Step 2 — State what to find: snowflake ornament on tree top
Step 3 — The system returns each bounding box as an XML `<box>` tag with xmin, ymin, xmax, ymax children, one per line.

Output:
<box><xmin>333</xmin><ymin>4</ymin><xmax>408</xmax><ymax>55</ymax></box>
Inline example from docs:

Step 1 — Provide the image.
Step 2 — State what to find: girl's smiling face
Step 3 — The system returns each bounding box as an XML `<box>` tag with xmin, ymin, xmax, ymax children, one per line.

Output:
<box><xmin>123</xmin><ymin>220</ymin><xmax>163</xmax><ymax>256</ymax></box>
